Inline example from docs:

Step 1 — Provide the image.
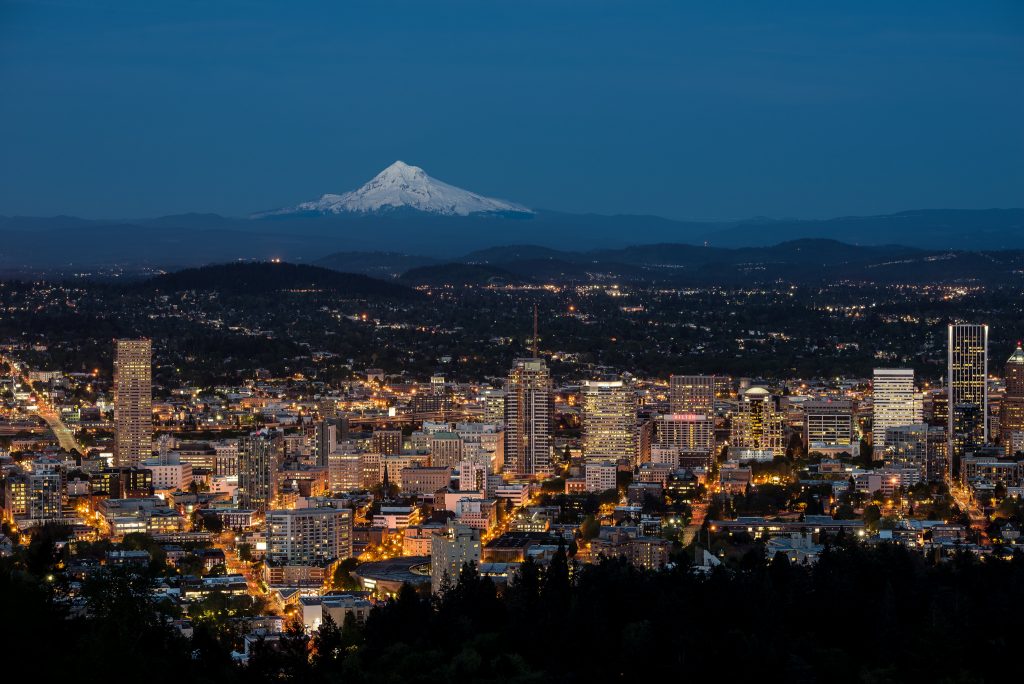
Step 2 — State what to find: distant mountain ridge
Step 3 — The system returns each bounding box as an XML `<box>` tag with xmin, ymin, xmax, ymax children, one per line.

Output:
<box><xmin>1</xmin><ymin>207</ymin><xmax>1023</xmax><ymax>272</ymax></box>
<box><xmin>395</xmin><ymin>239</ymin><xmax>1024</xmax><ymax>286</ymax></box>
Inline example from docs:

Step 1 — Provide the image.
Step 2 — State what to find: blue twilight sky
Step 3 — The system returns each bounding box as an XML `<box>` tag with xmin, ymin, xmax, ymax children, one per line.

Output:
<box><xmin>1</xmin><ymin>0</ymin><xmax>1023</xmax><ymax>220</ymax></box>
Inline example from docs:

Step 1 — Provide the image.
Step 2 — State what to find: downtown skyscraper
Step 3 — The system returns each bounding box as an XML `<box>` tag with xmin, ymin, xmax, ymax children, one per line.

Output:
<box><xmin>581</xmin><ymin>379</ymin><xmax>636</xmax><ymax>460</ymax></box>
<box><xmin>239</xmin><ymin>428</ymin><xmax>285</xmax><ymax>512</ymax></box>
<box><xmin>1000</xmin><ymin>343</ymin><xmax>1024</xmax><ymax>455</ymax></box>
<box><xmin>113</xmin><ymin>338</ymin><xmax>153</xmax><ymax>467</ymax></box>
<box><xmin>948</xmin><ymin>323</ymin><xmax>988</xmax><ymax>476</ymax></box>
<box><xmin>872</xmin><ymin>369</ymin><xmax>920</xmax><ymax>455</ymax></box>
<box><xmin>504</xmin><ymin>358</ymin><xmax>553</xmax><ymax>478</ymax></box>
<box><xmin>669</xmin><ymin>374</ymin><xmax>715</xmax><ymax>415</ymax></box>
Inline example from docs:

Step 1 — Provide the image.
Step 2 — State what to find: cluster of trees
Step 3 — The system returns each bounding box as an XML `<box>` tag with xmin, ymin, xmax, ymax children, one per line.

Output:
<box><xmin>3</xmin><ymin>535</ymin><xmax>1023</xmax><ymax>683</ymax></box>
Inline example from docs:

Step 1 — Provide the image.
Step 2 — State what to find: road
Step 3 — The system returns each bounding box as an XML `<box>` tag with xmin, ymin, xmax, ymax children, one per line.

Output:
<box><xmin>948</xmin><ymin>481</ymin><xmax>990</xmax><ymax>545</ymax></box>
<box><xmin>682</xmin><ymin>502</ymin><xmax>708</xmax><ymax>546</ymax></box>
<box><xmin>2</xmin><ymin>354</ymin><xmax>85</xmax><ymax>453</ymax></box>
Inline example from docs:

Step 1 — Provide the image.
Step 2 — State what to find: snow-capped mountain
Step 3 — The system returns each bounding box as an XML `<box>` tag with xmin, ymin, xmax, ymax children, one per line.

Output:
<box><xmin>259</xmin><ymin>161</ymin><xmax>532</xmax><ymax>217</ymax></box>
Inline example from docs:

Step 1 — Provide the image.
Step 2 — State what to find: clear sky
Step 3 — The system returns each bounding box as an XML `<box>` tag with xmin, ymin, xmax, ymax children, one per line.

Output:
<box><xmin>1</xmin><ymin>0</ymin><xmax>1022</xmax><ymax>220</ymax></box>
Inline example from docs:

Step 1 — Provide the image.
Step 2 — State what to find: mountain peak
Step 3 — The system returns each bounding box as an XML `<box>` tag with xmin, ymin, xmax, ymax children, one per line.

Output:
<box><xmin>257</xmin><ymin>161</ymin><xmax>532</xmax><ymax>217</ymax></box>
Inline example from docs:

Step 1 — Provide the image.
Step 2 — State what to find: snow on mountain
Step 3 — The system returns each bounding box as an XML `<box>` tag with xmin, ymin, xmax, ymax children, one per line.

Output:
<box><xmin>258</xmin><ymin>161</ymin><xmax>532</xmax><ymax>217</ymax></box>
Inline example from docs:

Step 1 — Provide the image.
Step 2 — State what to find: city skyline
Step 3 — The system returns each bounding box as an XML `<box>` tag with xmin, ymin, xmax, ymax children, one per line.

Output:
<box><xmin>3</xmin><ymin>4</ymin><xmax>1024</xmax><ymax>681</ymax></box>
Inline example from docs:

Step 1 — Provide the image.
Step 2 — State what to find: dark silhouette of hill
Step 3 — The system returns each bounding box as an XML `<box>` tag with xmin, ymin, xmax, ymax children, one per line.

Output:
<box><xmin>399</xmin><ymin>262</ymin><xmax>528</xmax><ymax>286</ymax></box>
<box><xmin>137</xmin><ymin>262</ymin><xmax>413</xmax><ymax>297</ymax></box>
<box><xmin>314</xmin><ymin>251</ymin><xmax>439</xmax><ymax>278</ymax></box>
<box><xmin>391</xmin><ymin>239</ymin><xmax>1024</xmax><ymax>286</ymax></box>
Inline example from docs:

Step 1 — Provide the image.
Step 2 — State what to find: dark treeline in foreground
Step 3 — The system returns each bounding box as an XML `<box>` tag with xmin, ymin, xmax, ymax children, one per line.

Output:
<box><xmin>2</xmin><ymin>541</ymin><xmax>1021</xmax><ymax>683</ymax></box>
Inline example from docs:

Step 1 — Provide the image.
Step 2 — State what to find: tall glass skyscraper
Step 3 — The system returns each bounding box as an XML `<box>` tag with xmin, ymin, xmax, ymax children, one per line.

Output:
<box><xmin>1001</xmin><ymin>343</ymin><xmax>1024</xmax><ymax>455</ymax></box>
<box><xmin>504</xmin><ymin>358</ymin><xmax>553</xmax><ymax>478</ymax></box>
<box><xmin>113</xmin><ymin>338</ymin><xmax>152</xmax><ymax>467</ymax></box>
<box><xmin>581</xmin><ymin>379</ymin><xmax>636</xmax><ymax>460</ymax></box>
<box><xmin>947</xmin><ymin>323</ymin><xmax>988</xmax><ymax>477</ymax></box>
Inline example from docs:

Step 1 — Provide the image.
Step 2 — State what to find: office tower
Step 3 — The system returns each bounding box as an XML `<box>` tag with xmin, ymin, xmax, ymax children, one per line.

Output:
<box><xmin>481</xmin><ymin>389</ymin><xmax>507</xmax><ymax>425</ymax></box>
<box><xmin>238</xmin><ymin>429</ymin><xmax>284</xmax><ymax>512</ymax></box>
<box><xmin>883</xmin><ymin>424</ymin><xmax>929</xmax><ymax>481</ymax></box>
<box><xmin>266</xmin><ymin>507</ymin><xmax>352</xmax><ymax>565</ymax></box>
<box><xmin>504</xmin><ymin>358</ymin><xmax>553</xmax><ymax>478</ymax></box>
<box><xmin>948</xmin><ymin>323</ymin><xmax>989</xmax><ymax>475</ymax></box>
<box><xmin>803</xmin><ymin>399</ymin><xmax>855</xmax><ymax>452</ymax></box>
<box><xmin>635</xmin><ymin>418</ymin><xmax>654</xmax><ymax>466</ymax></box>
<box><xmin>669</xmin><ymin>375</ymin><xmax>715</xmax><ymax>415</ymax></box>
<box><xmin>872</xmin><ymin>369</ymin><xmax>920</xmax><ymax>454</ymax></box>
<box><xmin>729</xmin><ymin>387</ymin><xmax>785</xmax><ymax>459</ymax></box>
<box><xmin>584</xmin><ymin>459</ymin><xmax>618</xmax><ymax>492</ymax></box>
<box><xmin>314</xmin><ymin>417</ymin><xmax>348</xmax><ymax>467</ymax></box>
<box><xmin>1000</xmin><ymin>343</ymin><xmax>1024</xmax><ymax>455</ymax></box>
<box><xmin>430</xmin><ymin>524</ymin><xmax>481</xmax><ymax>593</ymax></box>
<box><xmin>113</xmin><ymin>338</ymin><xmax>153</xmax><ymax>467</ymax></box>
<box><xmin>213</xmin><ymin>440</ymin><xmax>239</xmax><ymax>477</ymax></box>
<box><xmin>457</xmin><ymin>458</ymin><xmax>489</xmax><ymax>493</ymax></box>
<box><xmin>581</xmin><ymin>379</ymin><xmax>636</xmax><ymax>460</ymax></box>
<box><xmin>326</xmin><ymin>439</ymin><xmax>363</xmax><ymax>494</ymax></box>
<box><xmin>429</xmin><ymin>432</ymin><xmax>464</xmax><ymax>468</ymax></box>
<box><xmin>372</xmin><ymin>429</ymin><xmax>403</xmax><ymax>456</ymax></box>
<box><xmin>656</xmin><ymin>414</ymin><xmax>715</xmax><ymax>453</ymax></box>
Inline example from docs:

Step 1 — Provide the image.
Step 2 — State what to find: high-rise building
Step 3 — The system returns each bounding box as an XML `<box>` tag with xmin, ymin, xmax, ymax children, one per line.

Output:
<box><xmin>430</xmin><ymin>524</ymin><xmax>481</xmax><ymax>593</ymax></box>
<box><xmin>372</xmin><ymin>429</ymin><xmax>403</xmax><ymax>456</ymax></box>
<box><xmin>669</xmin><ymin>375</ymin><xmax>715</xmax><ymax>415</ymax></box>
<box><xmin>326</xmin><ymin>439</ymin><xmax>363</xmax><ymax>494</ymax></box>
<box><xmin>804</xmin><ymin>399</ymin><xmax>855</xmax><ymax>452</ymax></box>
<box><xmin>429</xmin><ymin>432</ymin><xmax>464</xmax><ymax>468</ymax></box>
<box><xmin>481</xmin><ymin>389</ymin><xmax>506</xmax><ymax>425</ymax></box>
<box><xmin>314</xmin><ymin>417</ymin><xmax>348</xmax><ymax>467</ymax></box>
<box><xmin>266</xmin><ymin>507</ymin><xmax>352</xmax><ymax>565</ymax></box>
<box><xmin>504</xmin><ymin>358</ymin><xmax>553</xmax><ymax>478</ymax></box>
<box><xmin>1000</xmin><ymin>343</ymin><xmax>1024</xmax><ymax>455</ymax></box>
<box><xmin>948</xmin><ymin>323</ymin><xmax>989</xmax><ymax>476</ymax></box>
<box><xmin>581</xmin><ymin>379</ymin><xmax>636</xmax><ymax>460</ymax></box>
<box><xmin>729</xmin><ymin>387</ymin><xmax>784</xmax><ymax>460</ymax></box>
<box><xmin>238</xmin><ymin>429</ymin><xmax>284</xmax><ymax>512</ymax></box>
<box><xmin>656</xmin><ymin>414</ymin><xmax>715</xmax><ymax>454</ymax></box>
<box><xmin>872</xmin><ymin>369</ymin><xmax>920</xmax><ymax>454</ymax></box>
<box><xmin>883</xmin><ymin>424</ymin><xmax>929</xmax><ymax>481</ymax></box>
<box><xmin>113</xmin><ymin>338</ymin><xmax>152</xmax><ymax>467</ymax></box>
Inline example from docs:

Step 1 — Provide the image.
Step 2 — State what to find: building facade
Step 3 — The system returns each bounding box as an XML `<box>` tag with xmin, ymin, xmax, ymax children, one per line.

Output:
<box><xmin>669</xmin><ymin>374</ymin><xmax>715</xmax><ymax>416</ymax></box>
<box><xmin>1001</xmin><ymin>343</ymin><xmax>1024</xmax><ymax>455</ymax></box>
<box><xmin>948</xmin><ymin>323</ymin><xmax>989</xmax><ymax>476</ymax></box>
<box><xmin>113</xmin><ymin>338</ymin><xmax>153</xmax><ymax>467</ymax></box>
<box><xmin>581</xmin><ymin>379</ymin><xmax>636</xmax><ymax>460</ymax></box>
<box><xmin>504</xmin><ymin>358</ymin><xmax>553</xmax><ymax>478</ymax></box>
<box><xmin>238</xmin><ymin>429</ymin><xmax>284</xmax><ymax>512</ymax></box>
<box><xmin>872</xmin><ymin>369</ymin><xmax>920</xmax><ymax>454</ymax></box>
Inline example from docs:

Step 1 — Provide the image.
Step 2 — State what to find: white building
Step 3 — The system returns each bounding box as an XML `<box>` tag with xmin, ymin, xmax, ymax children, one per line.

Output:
<box><xmin>266</xmin><ymin>507</ymin><xmax>353</xmax><ymax>565</ymax></box>
<box><xmin>872</xmin><ymin>369</ymin><xmax>921</xmax><ymax>454</ymax></box>
<box><xmin>584</xmin><ymin>460</ymin><xmax>618</xmax><ymax>493</ymax></box>
<box><xmin>431</xmin><ymin>524</ymin><xmax>481</xmax><ymax>593</ymax></box>
<box><xmin>142</xmin><ymin>453</ymin><xmax>193</xmax><ymax>491</ymax></box>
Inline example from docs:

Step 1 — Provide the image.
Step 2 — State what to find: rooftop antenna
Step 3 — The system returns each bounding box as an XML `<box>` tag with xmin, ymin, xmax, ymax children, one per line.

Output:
<box><xmin>533</xmin><ymin>303</ymin><xmax>539</xmax><ymax>358</ymax></box>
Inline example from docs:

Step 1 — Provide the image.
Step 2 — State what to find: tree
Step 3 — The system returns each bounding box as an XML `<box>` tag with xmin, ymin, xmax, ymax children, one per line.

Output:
<box><xmin>237</xmin><ymin>543</ymin><xmax>253</xmax><ymax>563</ymax></box>
<box><xmin>311</xmin><ymin>612</ymin><xmax>343</xmax><ymax>667</ymax></box>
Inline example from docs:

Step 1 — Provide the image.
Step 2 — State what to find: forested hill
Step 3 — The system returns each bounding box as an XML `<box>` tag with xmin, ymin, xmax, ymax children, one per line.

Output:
<box><xmin>2</xmin><ymin>540</ymin><xmax>1022</xmax><ymax>683</ymax></box>
<box><xmin>136</xmin><ymin>262</ymin><xmax>414</xmax><ymax>298</ymax></box>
